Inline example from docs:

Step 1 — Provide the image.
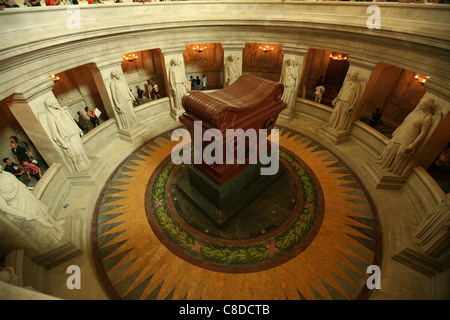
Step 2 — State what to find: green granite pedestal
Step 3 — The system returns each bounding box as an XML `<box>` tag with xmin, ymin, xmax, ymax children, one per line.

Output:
<box><xmin>176</xmin><ymin>163</ymin><xmax>287</xmax><ymax>229</ymax></box>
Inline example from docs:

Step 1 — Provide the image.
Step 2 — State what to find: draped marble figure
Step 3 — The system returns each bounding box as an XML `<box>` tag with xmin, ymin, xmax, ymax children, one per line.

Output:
<box><xmin>224</xmin><ymin>54</ymin><xmax>240</xmax><ymax>87</ymax></box>
<box><xmin>45</xmin><ymin>96</ymin><xmax>91</xmax><ymax>172</ymax></box>
<box><xmin>110</xmin><ymin>70</ymin><xmax>137</xmax><ymax>129</ymax></box>
<box><xmin>326</xmin><ymin>71</ymin><xmax>361</xmax><ymax>130</ymax></box>
<box><xmin>0</xmin><ymin>166</ymin><xmax>64</xmax><ymax>249</ymax></box>
<box><xmin>168</xmin><ymin>57</ymin><xmax>188</xmax><ymax>110</ymax></box>
<box><xmin>375</xmin><ymin>97</ymin><xmax>434</xmax><ymax>175</ymax></box>
<box><xmin>279</xmin><ymin>57</ymin><xmax>299</xmax><ymax>111</ymax></box>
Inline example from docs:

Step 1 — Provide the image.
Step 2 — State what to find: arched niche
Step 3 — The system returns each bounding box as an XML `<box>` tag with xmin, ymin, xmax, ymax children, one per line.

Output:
<box><xmin>300</xmin><ymin>48</ymin><xmax>349</xmax><ymax>107</ymax></box>
<box><xmin>51</xmin><ymin>63</ymin><xmax>109</xmax><ymax>131</ymax></box>
<box><xmin>242</xmin><ymin>43</ymin><xmax>284</xmax><ymax>83</ymax></box>
<box><xmin>358</xmin><ymin>62</ymin><xmax>427</xmax><ymax>137</ymax></box>
<box><xmin>183</xmin><ymin>43</ymin><xmax>224</xmax><ymax>90</ymax></box>
<box><xmin>121</xmin><ymin>49</ymin><xmax>167</xmax><ymax>104</ymax></box>
<box><xmin>0</xmin><ymin>97</ymin><xmax>48</xmax><ymax>187</ymax></box>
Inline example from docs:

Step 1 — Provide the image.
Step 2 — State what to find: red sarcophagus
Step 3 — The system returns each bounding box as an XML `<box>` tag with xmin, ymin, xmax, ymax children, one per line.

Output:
<box><xmin>180</xmin><ymin>73</ymin><xmax>286</xmax><ymax>186</ymax></box>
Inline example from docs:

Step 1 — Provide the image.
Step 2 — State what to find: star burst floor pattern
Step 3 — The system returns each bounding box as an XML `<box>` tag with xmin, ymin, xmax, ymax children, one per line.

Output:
<box><xmin>91</xmin><ymin>126</ymin><xmax>381</xmax><ymax>300</ymax></box>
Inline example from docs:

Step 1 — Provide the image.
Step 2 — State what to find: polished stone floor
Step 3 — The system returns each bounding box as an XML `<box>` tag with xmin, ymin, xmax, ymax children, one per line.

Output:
<box><xmin>91</xmin><ymin>126</ymin><xmax>381</xmax><ymax>300</ymax></box>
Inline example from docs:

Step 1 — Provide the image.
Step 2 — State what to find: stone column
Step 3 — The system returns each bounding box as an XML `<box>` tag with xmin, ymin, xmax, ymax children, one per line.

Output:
<box><xmin>319</xmin><ymin>55</ymin><xmax>376</xmax><ymax>144</ymax></box>
<box><xmin>160</xmin><ymin>45</ymin><xmax>189</xmax><ymax>121</ymax></box>
<box><xmin>278</xmin><ymin>45</ymin><xmax>308</xmax><ymax>121</ymax></box>
<box><xmin>391</xmin><ymin>194</ymin><xmax>449</xmax><ymax>278</ymax></box>
<box><xmin>222</xmin><ymin>43</ymin><xmax>245</xmax><ymax>88</ymax></box>
<box><xmin>88</xmin><ymin>58</ymin><xmax>147</xmax><ymax>144</ymax></box>
<box><xmin>413</xmin><ymin>194</ymin><xmax>450</xmax><ymax>260</ymax></box>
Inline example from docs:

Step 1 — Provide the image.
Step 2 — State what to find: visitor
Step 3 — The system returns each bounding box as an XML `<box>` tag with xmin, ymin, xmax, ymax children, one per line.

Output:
<box><xmin>45</xmin><ymin>0</ymin><xmax>60</xmax><ymax>5</ymax></box>
<box><xmin>0</xmin><ymin>0</ymin><xmax>19</xmax><ymax>7</ymax></box>
<box><xmin>427</xmin><ymin>146</ymin><xmax>449</xmax><ymax>174</ymax></box>
<box><xmin>190</xmin><ymin>76</ymin><xmax>195</xmax><ymax>90</ymax></box>
<box><xmin>10</xmin><ymin>136</ymin><xmax>28</xmax><ymax>151</ymax></box>
<box><xmin>85</xmin><ymin>107</ymin><xmax>100</xmax><ymax>129</ymax></box>
<box><xmin>145</xmin><ymin>80</ymin><xmax>153</xmax><ymax>100</ymax></box>
<box><xmin>25</xmin><ymin>0</ymin><xmax>41</xmax><ymax>6</ymax></box>
<box><xmin>196</xmin><ymin>76</ymin><xmax>201</xmax><ymax>91</ymax></box>
<box><xmin>2</xmin><ymin>158</ymin><xmax>25</xmax><ymax>181</ymax></box>
<box><xmin>152</xmin><ymin>80</ymin><xmax>161</xmax><ymax>99</ymax></box>
<box><xmin>314</xmin><ymin>85</ymin><xmax>325</xmax><ymax>103</ymax></box>
<box><xmin>22</xmin><ymin>160</ymin><xmax>42</xmax><ymax>181</ymax></box>
<box><xmin>77</xmin><ymin>111</ymin><xmax>89</xmax><ymax>135</ymax></box>
<box><xmin>369</xmin><ymin>108</ymin><xmax>383</xmax><ymax>128</ymax></box>
<box><xmin>11</xmin><ymin>141</ymin><xmax>31</xmax><ymax>165</ymax></box>
<box><xmin>136</xmin><ymin>86</ymin><xmax>144</xmax><ymax>99</ymax></box>
<box><xmin>202</xmin><ymin>74</ymin><xmax>207</xmax><ymax>90</ymax></box>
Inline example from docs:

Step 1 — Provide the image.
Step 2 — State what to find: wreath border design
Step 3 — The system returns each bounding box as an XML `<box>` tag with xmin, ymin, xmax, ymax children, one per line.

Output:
<box><xmin>146</xmin><ymin>147</ymin><xmax>325</xmax><ymax>272</ymax></box>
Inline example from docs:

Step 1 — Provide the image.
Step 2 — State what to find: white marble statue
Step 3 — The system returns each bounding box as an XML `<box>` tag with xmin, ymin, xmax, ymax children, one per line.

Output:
<box><xmin>168</xmin><ymin>57</ymin><xmax>189</xmax><ymax>111</ymax></box>
<box><xmin>375</xmin><ymin>97</ymin><xmax>435</xmax><ymax>175</ymax></box>
<box><xmin>279</xmin><ymin>57</ymin><xmax>300</xmax><ymax>111</ymax></box>
<box><xmin>0</xmin><ymin>166</ymin><xmax>64</xmax><ymax>249</ymax></box>
<box><xmin>45</xmin><ymin>96</ymin><xmax>91</xmax><ymax>172</ymax></box>
<box><xmin>326</xmin><ymin>71</ymin><xmax>362</xmax><ymax>130</ymax></box>
<box><xmin>109</xmin><ymin>70</ymin><xmax>137</xmax><ymax>129</ymax></box>
<box><xmin>224</xmin><ymin>54</ymin><xmax>241</xmax><ymax>87</ymax></box>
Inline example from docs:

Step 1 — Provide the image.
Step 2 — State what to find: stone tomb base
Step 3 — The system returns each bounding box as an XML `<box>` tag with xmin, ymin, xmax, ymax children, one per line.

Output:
<box><xmin>175</xmin><ymin>162</ymin><xmax>287</xmax><ymax>228</ymax></box>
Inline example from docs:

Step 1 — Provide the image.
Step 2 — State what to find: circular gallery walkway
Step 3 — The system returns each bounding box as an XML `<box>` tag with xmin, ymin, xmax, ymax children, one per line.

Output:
<box><xmin>91</xmin><ymin>126</ymin><xmax>382</xmax><ymax>300</ymax></box>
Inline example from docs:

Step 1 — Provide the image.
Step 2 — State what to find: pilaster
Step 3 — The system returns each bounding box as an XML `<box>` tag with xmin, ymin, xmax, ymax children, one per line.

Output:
<box><xmin>161</xmin><ymin>45</ymin><xmax>189</xmax><ymax>121</ymax></box>
<box><xmin>279</xmin><ymin>45</ymin><xmax>308</xmax><ymax>122</ymax></box>
<box><xmin>89</xmin><ymin>57</ymin><xmax>148</xmax><ymax>144</ymax></box>
<box><xmin>390</xmin><ymin>194</ymin><xmax>449</xmax><ymax>278</ymax></box>
<box><xmin>222</xmin><ymin>42</ymin><xmax>245</xmax><ymax>88</ymax></box>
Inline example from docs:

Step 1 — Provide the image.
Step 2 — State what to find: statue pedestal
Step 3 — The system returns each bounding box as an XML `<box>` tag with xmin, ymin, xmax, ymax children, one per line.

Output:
<box><xmin>170</xmin><ymin>107</ymin><xmax>184</xmax><ymax>121</ymax></box>
<box><xmin>175</xmin><ymin>163</ymin><xmax>286</xmax><ymax>228</ymax></box>
<box><xmin>118</xmin><ymin>124</ymin><xmax>148</xmax><ymax>144</ymax></box>
<box><xmin>389</xmin><ymin>222</ymin><xmax>446</xmax><ymax>277</ymax></box>
<box><xmin>364</xmin><ymin>160</ymin><xmax>407</xmax><ymax>189</ymax></box>
<box><xmin>67</xmin><ymin>157</ymin><xmax>108</xmax><ymax>186</ymax></box>
<box><xmin>278</xmin><ymin>107</ymin><xmax>294</xmax><ymax>122</ymax></box>
<box><xmin>33</xmin><ymin>241</ymin><xmax>83</xmax><ymax>270</ymax></box>
<box><xmin>318</xmin><ymin>125</ymin><xmax>351</xmax><ymax>145</ymax></box>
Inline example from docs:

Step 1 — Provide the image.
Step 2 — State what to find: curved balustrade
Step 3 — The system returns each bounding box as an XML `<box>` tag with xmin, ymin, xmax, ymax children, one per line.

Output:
<box><xmin>0</xmin><ymin>2</ymin><xmax>448</xmax><ymax>299</ymax></box>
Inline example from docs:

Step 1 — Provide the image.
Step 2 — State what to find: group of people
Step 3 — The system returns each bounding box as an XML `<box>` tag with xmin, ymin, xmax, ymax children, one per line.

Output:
<box><xmin>134</xmin><ymin>80</ymin><xmax>161</xmax><ymax>106</ymax></box>
<box><xmin>0</xmin><ymin>0</ymin><xmax>80</xmax><ymax>7</ymax></box>
<box><xmin>3</xmin><ymin>136</ymin><xmax>42</xmax><ymax>186</ymax></box>
<box><xmin>76</xmin><ymin>107</ymin><xmax>100</xmax><ymax>135</ymax></box>
<box><xmin>0</xmin><ymin>0</ymin><xmax>169</xmax><ymax>8</ymax></box>
<box><xmin>137</xmin><ymin>80</ymin><xmax>161</xmax><ymax>102</ymax></box>
<box><xmin>189</xmin><ymin>75</ymin><xmax>207</xmax><ymax>91</ymax></box>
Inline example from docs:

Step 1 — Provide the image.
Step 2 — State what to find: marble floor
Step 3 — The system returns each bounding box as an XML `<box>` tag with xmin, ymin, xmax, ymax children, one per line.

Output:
<box><xmin>88</xmin><ymin>126</ymin><xmax>382</xmax><ymax>300</ymax></box>
<box><xmin>46</xmin><ymin>117</ymin><xmax>436</xmax><ymax>300</ymax></box>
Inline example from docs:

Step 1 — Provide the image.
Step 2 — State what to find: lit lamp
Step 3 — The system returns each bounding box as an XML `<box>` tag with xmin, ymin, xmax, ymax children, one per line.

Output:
<box><xmin>122</xmin><ymin>53</ymin><xmax>139</xmax><ymax>62</ymax></box>
<box><xmin>329</xmin><ymin>53</ymin><xmax>348</xmax><ymax>61</ymax></box>
<box><xmin>414</xmin><ymin>74</ymin><xmax>430</xmax><ymax>85</ymax></box>
<box><xmin>259</xmin><ymin>44</ymin><xmax>274</xmax><ymax>53</ymax></box>
<box><xmin>192</xmin><ymin>45</ymin><xmax>207</xmax><ymax>53</ymax></box>
<box><xmin>51</xmin><ymin>74</ymin><xmax>60</xmax><ymax>82</ymax></box>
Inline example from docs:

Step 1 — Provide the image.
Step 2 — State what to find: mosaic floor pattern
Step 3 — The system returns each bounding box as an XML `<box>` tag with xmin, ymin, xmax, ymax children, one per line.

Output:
<box><xmin>91</xmin><ymin>126</ymin><xmax>381</xmax><ymax>300</ymax></box>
